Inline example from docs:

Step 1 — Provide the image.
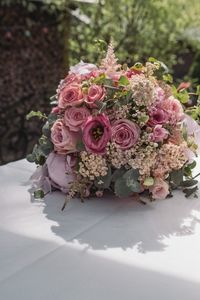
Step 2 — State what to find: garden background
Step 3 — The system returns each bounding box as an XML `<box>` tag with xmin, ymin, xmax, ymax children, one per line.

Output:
<box><xmin>0</xmin><ymin>0</ymin><xmax>200</xmax><ymax>164</ymax></box>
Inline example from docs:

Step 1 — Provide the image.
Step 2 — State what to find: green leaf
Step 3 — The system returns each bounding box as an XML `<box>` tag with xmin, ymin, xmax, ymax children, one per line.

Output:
<box><xmin>34</xmin><ymin>189</ymin><xmax>45</xmax><ymax>199</ymax></box>
<box><xmin>42</xmin><ymin>122</ymin><xmax>51</xmax><ymax>137</ymax></box>
<box><xmin>114</xmin><ymin>177</ymin><xmax>133</xmax><ymax>198</ymax></box>
<box><xmin>183</xmin><ymin>186</ymin><xmax>198</xmax><ymax>198</ymax></box>
<box><xmin>48</xmin><ymin>113</ymin><xmax>57</xmax><ymax>125</ymax></box>
<box><xmin>92</xmin><ymin>73</ymin><xmax>106</xmax><ymax>84</ymax></box>
<box><xmin>163</xmin><ymin>74</ymin><xmax>173</xmax><ymax>83</ymax></box>
<box><xmin>76</xmin><ymin>140</ymin><xmax>85</xmax><ymax>152</ymax></box>
<box><xmin>95</xmin><ymin>165</ymin><xmax>112</xmax><ymax>189</ymax></box>
<box><xmin>112</xmin><ymin>168</ymin><xmax>126</xmax><ymax>182</ymax></box>
<box><xmin>26</xmin><ymin>111</ymin><xmax>47</xmax><ymax>121</ymax></box>
<box><xmin>118</xmin><ymin>75</ymin><xmax>129</xmax><ymax>86</ymax></box>
<box><xmin>26</xmin><ymin>153</ymin><xmax>35</xmax><ymax>163</ymax></box>
<box><xmin>170</xmin><ymin>169</ymin><xmax>184</xmax><ymax>186</ymax></box>
<box><xmin>181</xmin><ymin>179</ymin><xmax>198</xmax><ymax>187</ymax></box>
<box><xmin>177</xmin><ymin>90</ymin><xmax>189</xmax><ymax>104</ymax></box>
<box><xmin>123</xmin><ymin>169</ymin><xmax>141</xmax><ymax>192</ymax></box>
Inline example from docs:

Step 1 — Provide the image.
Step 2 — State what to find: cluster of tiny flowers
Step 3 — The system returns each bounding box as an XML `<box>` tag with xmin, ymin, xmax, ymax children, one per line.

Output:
<box><xmin>128</xmin><ymin>146</ymin><xmax>158</xmax><ymax>179</ymax></box>
<box><xmin>144</xmin><ymin>62</ymin><xmax>160</xmax><ymax>77</ymax></box>
<box><xmin>114</xmin><ymin>105</ymin><xmax>130</xmax><ymax>120</ymax></box>
<box><xmin>79</xmin><ymin>151</ymin><xmax>108</xmax><ymax>180</ymax></box>
<box><xmin>153</xmin><ymin>143</ymin><xmax>188</xmax><ymax>177</ymax></box>
<box><xmin>106</xmin><ymin>142</ymin><xmax>127</xmax><ymax>168</ymax></box>
<box><xmin>130</xmin><ymin>74</ymin><xmax>156</xmax><ymax>108</ymax></box>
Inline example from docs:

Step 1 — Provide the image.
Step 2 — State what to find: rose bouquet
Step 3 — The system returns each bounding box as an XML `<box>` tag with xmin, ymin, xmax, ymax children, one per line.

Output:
<box><xmin>27</xmin><ymin>42</ymin><xmax>200</xmax><ymax>209</ymax></box>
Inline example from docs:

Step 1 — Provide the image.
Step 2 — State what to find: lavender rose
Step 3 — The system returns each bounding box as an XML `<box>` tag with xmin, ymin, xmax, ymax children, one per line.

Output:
<box><xmin>58</xmin><ymin>84</ymin><xmax>83</xmax><ymax>109</ymax></box>
<box><xmin>82</xmin><ymin>114</ymin><xmax>111</xmax><ymax>154</ymax></box>
<box><xmin>51</xmin><ymin>119</ymin><xmax>78</xmax><ymax>154</ymax></box>
<box><xmin>64</xmin><ymin>106</ymin><xmax>90</xmax><ymax>132</ymax></box>
<box><xmin>46</xmin><ymin>152</ymin><xmax>75</xmax><ymax>193</ymax></box>
<box><xmin>150</xmin><ymin>178</ymin><xmax>169</xmax><ymax>200</ymax></box>
<box><xmin>69</xmin><ymin>61</ymin><xmax>98</xmax><ymax>75</ymax></box>
<box><xmin>111</xmin><ymin>119</ymin><xmax>140</xmax><ymax>150</ymax></box>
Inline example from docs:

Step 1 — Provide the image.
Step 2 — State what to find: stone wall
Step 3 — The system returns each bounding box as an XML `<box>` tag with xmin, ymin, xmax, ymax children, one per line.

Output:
<box><xmin>0</xmin><ymin>3</ymin><xmax>65</xmax><ymax>164</ymax></box>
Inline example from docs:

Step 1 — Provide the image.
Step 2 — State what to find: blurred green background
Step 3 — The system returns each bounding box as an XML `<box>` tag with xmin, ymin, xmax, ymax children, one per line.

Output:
<box><xmin>0</xmin><ymin>0</ymin><xmax>200</xmax><ymax>164</ymax></box>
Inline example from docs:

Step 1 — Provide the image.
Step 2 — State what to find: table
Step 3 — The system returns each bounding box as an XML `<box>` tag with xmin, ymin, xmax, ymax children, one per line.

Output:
<box><xmin>0</xmin><ymin>159</ymin><xmax>200</xmax><ymax>300</ymax></box>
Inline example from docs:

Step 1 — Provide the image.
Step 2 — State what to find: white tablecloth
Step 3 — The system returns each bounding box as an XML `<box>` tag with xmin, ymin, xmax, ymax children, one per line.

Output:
<box><xmin>0</xmin><ymin>159</ymin><xmax>200</xmax><ymax>300</ymax></box>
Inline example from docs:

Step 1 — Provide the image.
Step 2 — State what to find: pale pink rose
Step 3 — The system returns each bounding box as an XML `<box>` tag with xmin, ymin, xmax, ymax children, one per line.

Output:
<box><xmin>51</xmin><ymin>119</ymin><xmax>78</xmax><ymax>154</ymax></box>
<box><xmin>162</xmin><ymin>96</ymin><xmax>184</xmax><ymax>123</ymax></box>
<box><xmin>82</xmin><ymin>114</ymin><xmax>111</xmax><ymax>154</ymax></box>
<box><xmin>69</xmin><ymin>61</ymin><xmax>98</xmax><ymax>75</ymax></box>
<box><xmin>150</xmin><ymin>178</ymin><xmax>169</xmax><ymax>200</ymax></box>
<box><xmin>46</xmin><ymin>152</ymin><xmax>75</xmax><ymax>193</ymax></box>
<box><xmin>151</xmin><ymin>125</ymin><xmax>168</xmax><ymax>142</ymax></box>
<box><xmin>64</xmin><ymin>106</ymin><xmax>90</xmax><ymax>132</ymax></box>
<box><xmin>85</xmin><ymin>84</ymin><xmax>105</xmax><ymax>107</ymax></box>
<box><xmin>155</xmin><ymin>87</ymin><xmax>165</xmax><ymax>103</ymax></box>
<box><xmin>58</xmin><ymin>84</ymin><xmax>83</xmax><ymax>109</ymax></box>
<box><xmin>148</xmin><ymin>107</ymin><xmax>168</xmax><ymax>126</ymax></box>
<box><xmin>111</xmin><ymin>119</ymin><xmax>140</xmax><ymax>150</ymax></box>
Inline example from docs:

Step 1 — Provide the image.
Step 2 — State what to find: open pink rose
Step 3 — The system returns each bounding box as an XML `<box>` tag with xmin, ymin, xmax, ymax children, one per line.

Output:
<box><xmin>46</xmin><ymin>152</ymin><xmax>75</xmax><ymax>193</ymax></box>
<box><xmin>151</xmin><ymin>125</ymin><xmax>168</xmax><ymax>142</ymax></box>
<box><xmin>51</xmin><ymin>119</ymin><xmax>78</xmax><ymax>154</ymax></box>
<box><xmin>150</xmin><ymin>178</ymin><xmax>169</xmax><ymax>200</ymax></box>
<box><xmin>85</xmin><ymin>84</ymin><xmax>105</xmax><ymax>108</ymax></box>
<box><xmin>58</xmin><ymin>84</ymin><xmax>83</xmax><ymax>109</ymax></box>
<box><xmin>148</xmin><ymin>107</ymin><xmax>168</xmax><ymax>126</ymax></box>
<box><xmin>82</xmin><ymin>114</ymin><xmax>111</xmax><ymax>154</ymax></box>
<box><xmin>163</xmin><ymin>96</ymin><xmax>184</xmax><ymax>123</ymax></box>
<box><xmin>64</xmin><ymin>106</ymin><xmax>90</xmax><ymax>132</ymax></box>
<box><xmin>111</xmin><ymin>119</ymin><xmax>140</xmax><ymax>150</ymax></box>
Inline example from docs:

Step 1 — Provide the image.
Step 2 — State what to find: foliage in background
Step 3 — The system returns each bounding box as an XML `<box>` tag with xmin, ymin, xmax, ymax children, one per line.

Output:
<box><xmin>68</xmin><ymin>0</ymin><xmax>200</xmax><ymax>82</ymax></box>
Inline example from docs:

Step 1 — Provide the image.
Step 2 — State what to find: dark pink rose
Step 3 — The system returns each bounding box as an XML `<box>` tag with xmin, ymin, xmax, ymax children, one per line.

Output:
<box><xmin>46</xmin><ymin>152</ymin><xmax>75</xmax><ymax>193</ymax></box>
<box><xmin>82</xmin><ymin>114</ymin><xmax>111</xmax><ymax>154</ymax></box>
<box><xmin>148</xmin><ymin>107</ymin><xmax>168</xmax><ymax>126</ymax></box>
<box><xmin>151</xmin><ymin>125</ymin><xmax>168</xmax><ymax>142</ymax></box>
<box><xmin>64</xmin><ymin>106</ymin><xmax>90</xmax><ymax>132</ymax></box>
<box><xmin>51</xmin><ymin>119</ymin><xmax>78</xmax><ymax>154</ymax></box>
<box><xmin>85</xmin><ymin>84</ymin><xmax>105</xmax><ymax>108</ymax></box>
<box><xmin>51</xmin><ymin>106</ymin><xmax>60</xmax><ymax>114</ymax></box>
<box><xmin>111</xmin><ymin>119</ymin><xmax>140</xmax><ymax>150</ymax></box>
<box><xmin>150</xmin><ymin>178</ymin><xmax>169</xmax><ymax>200</ymax></box>
<box><xmin>58</xmin><ymin>84</ymin><xmax>83</xmax><ymax>109</ymax></box>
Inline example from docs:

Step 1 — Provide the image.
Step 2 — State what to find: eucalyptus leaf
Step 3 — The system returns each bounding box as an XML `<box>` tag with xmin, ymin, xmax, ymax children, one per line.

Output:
<box><xmin>114</xmin><ymin>177</ymin><xmax>133</xmax><ymax>198</ymax></box>
<box><xmin>34</xmin><ymin>189</ymin><xmax>45</xmax><ymax>199</ymax></box>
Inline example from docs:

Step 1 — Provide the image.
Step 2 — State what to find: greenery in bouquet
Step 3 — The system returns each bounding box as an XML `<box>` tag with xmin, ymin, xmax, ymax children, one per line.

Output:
<box><xmin>27</xmin><ymin>41</ymin><xmax>200</xmax><ymax>209</ymax></box>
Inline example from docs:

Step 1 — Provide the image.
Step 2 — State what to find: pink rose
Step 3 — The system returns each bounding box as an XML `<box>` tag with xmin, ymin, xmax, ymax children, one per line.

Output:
<box><xmin>163</xmin><ymin>96</ymin><xmax>184</xmax><ymax>123</ymax></box>
<box><xmin>46</xmin><ymin>152</ymin><xmax>75</xmax><ymax>193</ymax></box>
<box><xmin>151</xmin><ymin>125</ymin><xmax>168</xmax><ymax>142</ymax></box>
<box><xmin>148</xmin><ymin>107</ymin><xmax>168</xmax><ymax>126</ymax></box>
<box><xmin>51</xmin><ymin>119</ymin><xmax>78</xmax><ymax>154</ymax></box>
<box><xmin>150</xmin><ymin>178</ymin><xmax>169</xmax><ymax>200</ymax></box>
<box><xmin>155</xmin><ymin>87</ymin><xmax>165</xmax><ymax>103</ymax></box>
<box><xmin>69</xmin><ymin>61</ymin><xmax>98</xmax><ymax>75</ymax></box>
<box><xmin>51</xmin><ymin>106</ymin><xmax>60</xmax><ymax>114</ymax></box>
<box><xmin>82</xmin><ymin>114</ymin><xmax>111</xmax><ymax>154</ymax></box>
<box><xmin>64</xmin><ymin>106</ymin><xmax>90</xmax><ymax>132</ymax></box>
<box><xmin>58</xmin><ymin>84</ymin><xmax>83</xmax><ymax>109</ymax></box>
<box><xmin>85</xmin><ymin>84</ymin><xmax>105</xmax><ymax>107</ymax></box>
<box><xmin>111</xmin><ymin>119</ymin><xmax>140</xmax><ymax>150</ymax></box>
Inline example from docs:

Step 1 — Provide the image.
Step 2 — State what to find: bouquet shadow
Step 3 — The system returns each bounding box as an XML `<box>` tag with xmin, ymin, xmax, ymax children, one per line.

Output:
<box><xmin>29</xmin><ymin>188</ymin><xmax>200</xmax><ymax>253</ymax></box>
